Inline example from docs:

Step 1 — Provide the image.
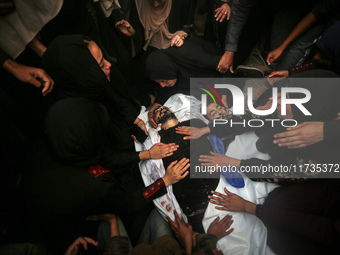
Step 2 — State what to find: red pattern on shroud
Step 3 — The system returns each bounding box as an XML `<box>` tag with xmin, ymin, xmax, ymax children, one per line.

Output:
<box><xmin>143</xmin><ymin>179</ymin><xmax>164</xmax><ymax>199</ymax></box>
<box><xmin>89</xmin><ymin>165</ymin><xmax>110</xmax><ymax>178</ymax></box>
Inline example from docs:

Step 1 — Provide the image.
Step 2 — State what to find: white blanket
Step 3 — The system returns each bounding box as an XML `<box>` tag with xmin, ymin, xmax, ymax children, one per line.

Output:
<box><xmin>137</xmin><ymin>94</ymin><xmax>278</xmax><ymax>254</ymax></box>
<box><xmin>137</xmin><ymin>94</ymin><xmax>206</xmax><ymax>221</ymax></box>
<box><xmin>203</xmin><ymin>131</ymin><xmax>278</xmax><ymax>255</ymax></box>
<box><xmin>202</xmin><ymin>173</ymin><xmax>277</xmax><ymax>255</ymax></box>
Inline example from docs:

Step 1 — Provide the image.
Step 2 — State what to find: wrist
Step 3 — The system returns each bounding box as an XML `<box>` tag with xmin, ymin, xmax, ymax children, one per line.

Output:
<box><xmin>139</xmin><ymin>150</ymin><xmax>150</xmax><ymax>161</ymax></box>
<box><xmin>162</xmin><ymin>175</ymin><xmax>170</xmax><ymax>187</ymax></box>
<box><xmin>230</xmin><ymin>158</ymin><xmax>241</xmax><ymax>168</ymax></box>
<box><xmin>318</xmin><ymin>122</ymin><xmax>324</xmax><ymax>141</ymax></box>
<box><xmin>224</xmin><ymin>51</ymin><xmax>235</xmax><ymax>57</ymax></box>
<box><xmin>244</xmin><ymin>201</ymin><xmax>256</xmax><ymax>215</ymax></box>
<box><xmin>202</xmin><ymin>126</ymin><xmax>211</xmax><ymax>135</ymax></box>
<box><xmin>3</xmin><ymin>59</ymin><xmax>18</xmax><ymax>73</ymax></box>
<box><xmin>134</xmin><ymin>118</ymin><xmax>141</xmax><ymax>125</ymax></box>
<box><xmin>278</xmin><ymin>44</ymin><xmax>287</xmax><ymax>51</ymax></box>
<box><xmin>183</xmin><ymin>235</ymin><xmax>193</xmax><ymax>255</ymax></box>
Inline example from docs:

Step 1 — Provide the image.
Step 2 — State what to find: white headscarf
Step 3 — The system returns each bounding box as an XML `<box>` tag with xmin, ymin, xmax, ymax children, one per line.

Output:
<box><xmin>0</xmin><ymin>0</ymin><xmax>63</xmax><ymax>59</ymax></box>
<box><xmin>93</xmin><ymin>0</ymin><xmax>121</xmax><ymax>18</ymax></box>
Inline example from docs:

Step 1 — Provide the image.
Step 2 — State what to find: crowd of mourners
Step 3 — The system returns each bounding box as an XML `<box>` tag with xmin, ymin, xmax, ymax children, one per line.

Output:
<box><xmin>1</xmin><ymin>0</ymin><xmax>340</xmax><ymax>254</ymax></box>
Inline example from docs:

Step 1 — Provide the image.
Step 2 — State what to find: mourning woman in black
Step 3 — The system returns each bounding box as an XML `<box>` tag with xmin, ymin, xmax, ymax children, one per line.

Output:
<box><xmin>23</xmin><ymin>98</ymin><xmax>189</xmax><ymax>252</ymax></box>
<box><xmin>39</xmin><ymin>0</ymin><xmax>149</xmax><ymax>105</ymax></box>
<box><xmin>42</xmin><ymin>34</ymin><xmax>146</xmax><ymax>149</ymax></box>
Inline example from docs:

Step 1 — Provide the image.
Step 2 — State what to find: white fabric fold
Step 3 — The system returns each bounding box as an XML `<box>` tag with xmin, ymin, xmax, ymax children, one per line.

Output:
<box><xmin>0</xmin><ymin>0</ymin><xmax>63</xmax><ymax>59</ymax></box>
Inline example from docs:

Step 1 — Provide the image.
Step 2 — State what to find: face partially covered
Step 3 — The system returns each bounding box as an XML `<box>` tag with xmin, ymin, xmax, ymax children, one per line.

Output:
<box><xmin>155</xmin><ymin>79</ymin><xmax>177</xmax><ymax>88</ymax></box>
<box><xmin>206</xmin><ymin>103</ymin><xmax>228</xmax><ymax>121</ymax></box>
<box><xmin>153</xmin><ymin>106</ymin><xmax>174</xmax><ymax>124</ymax></box>
<box><xmin>87</xmin><ymin>41</ymin><xmax>111</xmax><ymax>81</ymax></box>
<box><xmin>149</xmin><ymin>0</ymin><xmax>167</xmax><ymax>8</ymax></box>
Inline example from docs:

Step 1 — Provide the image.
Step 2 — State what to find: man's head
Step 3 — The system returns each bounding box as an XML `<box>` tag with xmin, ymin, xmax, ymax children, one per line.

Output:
<box><xmin>153</xmin><ymin>106</ymin><xmax>177</xmax><ymax>124</ymax></box>
<box><xmin>206</xmin><ymin>103</ymin><xmax>228</xmax><ymax>121</ymax></box>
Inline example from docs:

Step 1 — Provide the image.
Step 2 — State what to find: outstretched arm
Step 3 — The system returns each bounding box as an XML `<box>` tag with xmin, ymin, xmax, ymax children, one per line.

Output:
<box><xmin>209</xmin><ymin>187</ymin><xmax>256</xmax><ymax>214</ymax></box>
<box><xmin>273</xmin><ymin>121</ymin><xmax>324</xmax><ymax>148</ymax></box>
<box><xmin>2</xmin><ymin>59</ymin><xmax>54</xmax><ymax>96</ymax></box>
<box><xmin>65</xmin><ymin>237</ymin><xmax>98</xmax><ymax>255</ymax></box>
<box><xmin>167</xmin><ymin>210</ymin><xmax>193</xmax><ymax>255</ymax></box>
<box><xmin>218</xmin><ymin>0</ymin><xmax>256</xmax><ymax>73</ymax></box>
<box><xmin>209</xmin><ymin>186</ymin><xmax>336</xmax><ymax>244</ymax></box>
<box><xmin>112</xmin><ymin>158</ymin><xmax>190</xmax><ymax>215</ymax></box>
<box><xmin>267</xmin><ymin>12</ymin><xmax>317</xmax><ymax>65</ymax></box>
<box><xmin>274</xmin><ymin>119</ymin><xmax>340</xmax><ymax>148</ymax></box>
<box><xmin>28</xmin><ymin>37</ymin><xmax>47</xmax><ymax>58</ymax></box>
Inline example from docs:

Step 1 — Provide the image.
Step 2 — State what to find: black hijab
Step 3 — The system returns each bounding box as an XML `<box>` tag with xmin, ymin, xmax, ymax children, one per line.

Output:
<box><xmin>146</xmin><ymin>38</ymin><xmax>223</xmax><ymax>81</ymax></box>
<box><xmin>42</xmin><ymin>35</ymin><xmax>107</xmax><ymax>98</ymax></box>
<box><xmin>45</xmin><ymin>98</ymin><xmax>119</xmax><ymax>167</ymax></box>
<box><xmin>40</xmin><ymin>0</ymin><xmax>149</xmax><ymax>104</ymax></box>
<box><xmin>42</xmin><ymin>34</ymin><xmax>140</xmax><ymax>125</ymax></box>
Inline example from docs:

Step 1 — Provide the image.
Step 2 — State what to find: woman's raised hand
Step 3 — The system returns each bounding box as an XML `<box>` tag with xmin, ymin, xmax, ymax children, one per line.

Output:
<box><xmin>149</xmin><ymin>142</ymin><xmax>178</xmax><ymax>159</ymax></box>
<box><xmin>176</xmin><ymin>126</ymin><xmax>210</xmax><ymax>140</ymax></box>
<box><xmin>115</xmin><ymin>20</ymin><xmax>135</xmax><ymax>36</ymax></box>
<box><xmin>163</xmin><ymin>158</ymin><xmax>190</xmax><ymax>186</ymax></box>
<box><xmin>170</xmin><ymin>35</ymin><xmax>184</xmax><ymax>47</ymax></box>
<box><xmin>208</xmin><ymin>188</ymin><xmax>256</xmax><ymax>214</ymax></box>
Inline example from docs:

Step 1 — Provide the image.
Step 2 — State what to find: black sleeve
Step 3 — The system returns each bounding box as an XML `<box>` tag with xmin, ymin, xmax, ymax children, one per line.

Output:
<box><xmin>107</xmin><ymin>178</ymin><xmax>167</xmax><ymax>216</ymax></box>
<box><xmin>104</xmin><ymin>150</ymin><xmax>140</xmax><ymax>169</ymax></box>
<box><xmin>168</xmin><ymin>0</ymin><xmax>195</xmax><ymax>35</ymax></box>
<box><xmin>256</xmin><ymin>204</ymin><xmax>335</xmax><ymax>244</ymax></box>
<box><xmin>0</xmin><ymin>48</ymin><xmax>10</xmax><ymax>68</ymax></box>
<box><xmin>324</xmin><ymin>119</ymin><xmax>340</xmax><ymax>143</ymax></box>
<box><xmin>224</xmin><ymin>0</ymin><xmax>256</xmax><ymax>52</ymax></box>
<box><xmin>104</xmin><ymin>79</ymin><xmax>141</xmax><ymax>124</ymax></box>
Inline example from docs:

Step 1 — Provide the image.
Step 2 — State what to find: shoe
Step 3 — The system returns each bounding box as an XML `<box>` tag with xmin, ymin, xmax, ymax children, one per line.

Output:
<box><xmin>235</xmin><ymin>65</ymin><xmax>264</xmax><ymax>78</ymax></box>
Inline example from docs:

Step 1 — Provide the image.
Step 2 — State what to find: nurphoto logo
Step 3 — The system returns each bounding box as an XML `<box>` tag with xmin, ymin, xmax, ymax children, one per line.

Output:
<box><xmin>200</xmin><ymin>84</ymin><xmax>311</xmax><ymax>128</ymax></box>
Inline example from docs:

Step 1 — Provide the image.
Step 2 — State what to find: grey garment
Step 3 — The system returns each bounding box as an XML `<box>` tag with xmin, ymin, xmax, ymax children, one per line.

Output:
<box><xmin>0</xmin><ymin>242</ymin><xmax>47</xmax><ymax>255</ymax></box>
<box><xmin>224</xmin><ymin>0</ymin><xmax>256</xmax><ymax>52</ymax></box>
<box><xmin>193</xmin><ymin>233</ymin><xmax>218</xmax><ymax>254</ymax></box>
<box><xmin>137</xmin><ymin>208</ymin><xmax>173</xmax><ymax>245</ymax></box>
<box><xmin>270</xmin><ymin>9</ymin><xmax>326</xmax><ymax>70</ymax></box>
<box><xmin>97</xmin><ymin>217</ymin><xmax>133</xmax><ymax>251</ymax></box>
<box><xmin>104</xmin><ymin>236</ymin><xmax>130</xmax><ymax>255</ymax></box>
<box><xmin>0</xmin><ymin>47</ymin><xmax>10</xmax><ymax>67</ymax></box>
<box><xmin>102</xmin><ymin>209</ymin><xmax>173</xmax><ymax>255</ymax></box>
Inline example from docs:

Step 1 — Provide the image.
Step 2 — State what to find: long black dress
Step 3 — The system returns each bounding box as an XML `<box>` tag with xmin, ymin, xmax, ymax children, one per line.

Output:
<box><xmin>146</xmin><ymin>38</ymin><xmax>226</xmax><ymax>104</ymax></box>
<box><xmin>22</xmin><ymin>98</ymin><xmax>168</xmax><ymax>253</ymax></box>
